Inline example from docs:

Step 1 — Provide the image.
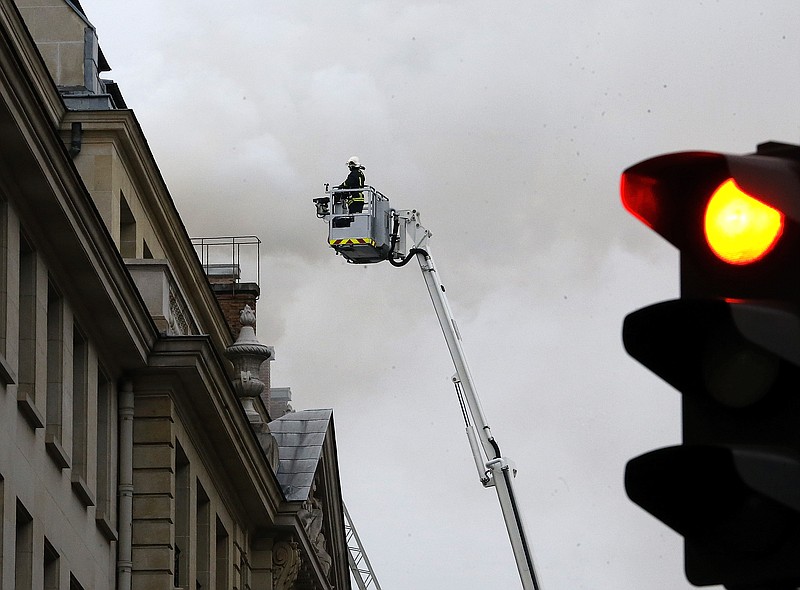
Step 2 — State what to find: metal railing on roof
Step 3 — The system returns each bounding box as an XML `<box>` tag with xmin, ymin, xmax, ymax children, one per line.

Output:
<box><xmin>191</xmin><ymin>235</ymin><xmax>261</xmax><ymax>298</ymax></box>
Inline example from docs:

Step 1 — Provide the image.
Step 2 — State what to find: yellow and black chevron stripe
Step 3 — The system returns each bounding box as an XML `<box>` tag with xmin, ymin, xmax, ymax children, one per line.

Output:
<box><xmin>330</xmin><ymin>238</ymin><xmax>376</xmax><ymax>247</ymax></box>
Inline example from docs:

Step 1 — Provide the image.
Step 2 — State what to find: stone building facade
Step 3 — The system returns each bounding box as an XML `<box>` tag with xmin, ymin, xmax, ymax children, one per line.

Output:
<box><xmin>0</xmin><ymin>1</ymin><xmax>350</xmax><ymax>588</ymax></box>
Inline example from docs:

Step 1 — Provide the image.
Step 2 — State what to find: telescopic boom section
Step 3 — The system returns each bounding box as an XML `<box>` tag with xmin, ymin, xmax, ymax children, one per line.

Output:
<box><xmin>414</xmin><ymin>247</ymin><xmax>541</xmax><ymax>590</ymax></box>
<box><xmin>313</xmin><ymin>187</ymin><xmax>542</xmax><ymax>590</ymax></box>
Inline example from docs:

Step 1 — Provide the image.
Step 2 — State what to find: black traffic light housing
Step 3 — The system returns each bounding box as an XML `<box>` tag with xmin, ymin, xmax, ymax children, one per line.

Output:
<box><xmin>621</xmin><ymin>142</ymin><xmax>800</xmax><ymax>589</ymax></box>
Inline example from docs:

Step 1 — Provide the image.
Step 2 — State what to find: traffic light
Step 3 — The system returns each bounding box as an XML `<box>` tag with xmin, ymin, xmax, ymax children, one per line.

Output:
<box><xmin>621</xmin><ymin>142</ymin><xmax>800</xmax><ymax>589</ymax></box>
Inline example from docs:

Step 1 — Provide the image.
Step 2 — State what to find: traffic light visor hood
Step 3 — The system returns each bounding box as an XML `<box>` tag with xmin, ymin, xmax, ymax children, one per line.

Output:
<box><xmin>621</xmin><ymin>151</ymin><xmax>800</xmax><ymax>260</ymax></box>
<box><xmin>620</xmin><ymin>151</ymin><xmax>727</xmax><ymax>240</ymax></box>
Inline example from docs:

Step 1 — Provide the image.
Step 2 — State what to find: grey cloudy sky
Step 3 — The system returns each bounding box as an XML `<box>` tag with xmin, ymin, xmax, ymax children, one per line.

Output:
<box><xmin>78</xmin><ymin>1</ymin><xmax>800</xmax><ymax>588</ymax></box>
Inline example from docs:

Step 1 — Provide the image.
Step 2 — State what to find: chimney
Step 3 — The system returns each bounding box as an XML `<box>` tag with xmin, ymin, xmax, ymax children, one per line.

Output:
<box><xmin>209</xmin><ymin>266</ymin><xmax>260</xmax><ymax>340</ymax></box>
<box><xmin>266</xmin><ymin>387</ymin><xmax>293</xmax><ymax>418</ymax></box>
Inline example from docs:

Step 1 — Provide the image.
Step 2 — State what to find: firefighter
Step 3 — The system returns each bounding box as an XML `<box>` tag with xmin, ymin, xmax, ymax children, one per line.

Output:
<box><xmin>337</xmin><ymin>156</ymin><xmax>366</xmax><ymax>213</ymax></box>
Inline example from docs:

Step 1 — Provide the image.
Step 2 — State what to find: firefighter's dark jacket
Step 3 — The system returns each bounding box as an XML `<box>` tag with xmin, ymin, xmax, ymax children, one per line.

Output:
<box><xmin>338</xmin><ymin>168</ymin><xmax>365</xmax><ymax>202</ymax></box>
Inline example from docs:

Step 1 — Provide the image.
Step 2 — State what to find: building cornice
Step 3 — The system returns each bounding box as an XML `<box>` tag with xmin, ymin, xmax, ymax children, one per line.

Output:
<box><xmin>142</xmin><ymin>335</ymin><xmax>286</xmax><ymax>523</ymax></box>
<box><xmin>61</xmin><ymin>109</ymin><xmax>236</xmax><ymax>351</ymax></box>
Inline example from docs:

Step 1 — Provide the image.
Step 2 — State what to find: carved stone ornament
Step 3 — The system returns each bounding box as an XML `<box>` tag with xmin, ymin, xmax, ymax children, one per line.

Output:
<box><xmin>224</xmin><ymin>305</ymin><xmax>272</xmax><ymax>424</ymax></box>
<box><xmin>272</xmin><ymin>539</ymin><xmax>301</xmax><ymax>590</ymax></box>
<box><xmin>297</xmin><ymin>480</ymin><xmax>333</xmax><ymax>577</ymax></box>
<box><xmin>168</xmin><ymin>287</ymin><xmax>192</xmax><ymax>335</ymax></box>
<box><xmin>254</xmin><ymin>421</ymin><xmax>280</xmax><ymax>471</ymax></box>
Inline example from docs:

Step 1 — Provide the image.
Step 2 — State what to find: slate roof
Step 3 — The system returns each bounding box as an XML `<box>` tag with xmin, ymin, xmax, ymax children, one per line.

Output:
<box><xmin>268</xmin><ymin>409</ymin><xmax>332</xmax><ymax>501</ymax></box>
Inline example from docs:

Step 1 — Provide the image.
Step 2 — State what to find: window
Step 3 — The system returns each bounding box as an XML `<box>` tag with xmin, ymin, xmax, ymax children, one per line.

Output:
<box><xmin>95</xmin><ymin>369</ymin><xmax>116</xmax><ymax>537</ymax></box>
<box><xmin>175</xmin><ymin>443</ymin><xmax>190</xmax><ymax>589</ymax></box>
<box><xmin>45</xmin><ymin>282</ymin><xmax>68</xmax><ymax>468</ymax></box>
<box><xmin>0</xmin><ymin>199</ymin><xmax>8</xmax><ymax>355</ymax></box>
<box><xmin>196</xmin><ymin>482</ymin><xmax>210</xmax><ymax>590</ymax></box>
<box><xmin>237</xmin><ymin>543</ymin><xmax>251</xmax><ymax>590</ymax></box>
<box><xmin>71</xmin><ymin>327</ymin><xmax>93</xmax><ymax>506</ymax></box>
<box><xmin>72</xmin><ymin>328</ymin><xmax>87</xmax><ymax>472</ymax></box>
<box><xmin>43</xmin><ymin>538</ymin><xmax>59</xmax><ymax>590</ymax></box>
<box><xmin>69</xmin><ymin>573</ymin><xmax>85</xmax><ymax>590</ymax></box>
<box><xmin>18</xmin><ymin>233</ymin><xmax>38</xmax><ymax>416</ymax></box>
<box><xmin>120</xmin><ymin>193</ymin><xmax>136</xmax><ymax>258</ymax></box>
<box><xmin>216</xmin><ymin>517</ymin><xmax>229</xmax><ymax>590</ymax></box>
<box><xmin>15</xmin><ymin>501</ymin><xmax>33</xmax><ymax>590</ymax></box>
<box><xmin>0</xmin><ymin>476</ymin><xmax>3</xmax><ymax>582</ymax></box>
<box><xmin>46</xmin><ymin>282</ymin><xmax>63</xmax><ymax>434</ymax></box>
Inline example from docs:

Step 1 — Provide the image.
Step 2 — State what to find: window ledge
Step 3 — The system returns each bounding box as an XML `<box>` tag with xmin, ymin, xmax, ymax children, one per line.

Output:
<box><xmin>95</xmin><ymin>509</ymin><xmax>118</xmax><ymax>542</ymax></box>
<box><xmin>44</xmin><ymin>432</ymin><xmax>70</xmax><ymax>469</ymax></box>
<box><xmin>17</xmin><ymin>387</ymin><xmax>44</xmax><ymax>429</ymax></box>
<box><xmin>0</xmin><ymin>352</ymin><xmax>16</xmax><ymax>385</ymax></box>
<box><xmin>71</xmin><ymin>474</ymin><xmax>95</xmax><ymax>507</ymax></box>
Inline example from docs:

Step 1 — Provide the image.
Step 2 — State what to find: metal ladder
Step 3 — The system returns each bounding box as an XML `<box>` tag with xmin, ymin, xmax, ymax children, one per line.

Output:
<box><xmin>343</xmin><ymin>503</ymin><xmax>382</xmax><ymax>589</ymax></box>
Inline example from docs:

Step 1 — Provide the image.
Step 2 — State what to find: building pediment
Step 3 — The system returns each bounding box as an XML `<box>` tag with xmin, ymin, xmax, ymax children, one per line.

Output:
<box><xmin>269</xmin><ymin>409</ymin><xmax>350</xmax><ymax>589</ymax></box>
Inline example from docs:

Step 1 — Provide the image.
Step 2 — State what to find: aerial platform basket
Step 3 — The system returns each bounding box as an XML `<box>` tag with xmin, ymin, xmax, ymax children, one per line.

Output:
<box><xmin>313</xmin><ymin>186</ymin><xmax>393</xmax><ymax>263</ymax></box>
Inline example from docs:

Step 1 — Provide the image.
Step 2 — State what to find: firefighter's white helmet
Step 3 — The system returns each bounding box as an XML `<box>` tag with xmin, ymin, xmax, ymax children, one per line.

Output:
<box><xmin>347</xmin><ymin>156</ymin><xmax>364</xmax><ymax>169</ymax></box>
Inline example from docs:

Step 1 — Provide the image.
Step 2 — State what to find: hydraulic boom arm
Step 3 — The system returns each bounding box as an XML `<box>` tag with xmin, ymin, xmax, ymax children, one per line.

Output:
<box><xmin>314</xmin><ymin>189</ymin><xmax>543</xmax><ymax>589</ymax></box>
<box><xmin>399</xmin><ymin>212</ymin><xmax>541</xmax><ymax>590</ymax></box>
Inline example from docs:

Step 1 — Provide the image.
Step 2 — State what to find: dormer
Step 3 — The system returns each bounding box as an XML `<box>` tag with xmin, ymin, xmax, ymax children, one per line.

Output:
<box><xmin>16</xmin><ymin>0</ymin><xmax>123</xmax><ymax>109</ymax></box>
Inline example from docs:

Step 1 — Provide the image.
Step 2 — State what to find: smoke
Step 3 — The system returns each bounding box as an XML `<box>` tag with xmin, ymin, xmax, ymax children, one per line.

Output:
<box><xmin>80</xmin><ymin>0</ymin><xmax>800</xmax><ymax>587</ymax></box>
